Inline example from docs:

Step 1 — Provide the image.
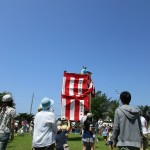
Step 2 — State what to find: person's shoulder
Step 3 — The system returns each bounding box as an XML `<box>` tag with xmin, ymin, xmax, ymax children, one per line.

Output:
<box><xmin>115</xmin><ymin>107</ymin><xmax>120</xmax><ymax>112</ymax></box>
<box><xmin>7</xmin><ymin>106</ymin><xmax>16</xmax><ymax>114</ymax></box>
<box><xmin>141</xmin><ymin>116</ymin><xmax>146</xmax><ymax>120</ymax></box>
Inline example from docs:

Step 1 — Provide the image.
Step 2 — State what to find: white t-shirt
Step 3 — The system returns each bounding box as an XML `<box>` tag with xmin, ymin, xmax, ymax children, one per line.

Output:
<box><xmin>98</xmin><ymin>120</ymin><xmax>103</xmax><ymax>129</ymax></box>
<box><xmin>107</xmin><ymin>132</ymin><xmax>113</xmax><ymax>142</ymax></box>
<box><xmin>140</xmin><ymin>116</ymin><xmax>148</xmax><ymax>134</ymax></box>
<box><xmin>80</xmin><ymin>115</ymin><xmax>87</xmax><ymax>125</ymax></box>
<box><xmin>32</xmin><ymin>110</ymin><xmax>57</xmax><ymax>147</ymax></box>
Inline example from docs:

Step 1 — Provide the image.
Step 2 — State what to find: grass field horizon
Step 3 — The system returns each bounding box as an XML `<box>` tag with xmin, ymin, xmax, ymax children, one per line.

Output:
<box><xmin>7</xmin><ymin>133</ymin><xmax>150</xmax><ymax>150</ymax></box>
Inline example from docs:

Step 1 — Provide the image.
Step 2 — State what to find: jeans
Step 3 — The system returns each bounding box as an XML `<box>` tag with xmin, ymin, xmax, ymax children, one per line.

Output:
<box><xmin>0</xmin><ymin>132</ymin><xmax>10</xmax><ymax>150</ymax></box>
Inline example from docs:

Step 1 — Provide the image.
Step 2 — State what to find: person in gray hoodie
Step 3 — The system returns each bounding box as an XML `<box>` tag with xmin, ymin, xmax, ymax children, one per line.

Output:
<box><xmin>113</xmin><ymin>91</ymin><xmax>142</xmax><ymax>150</ymax></box>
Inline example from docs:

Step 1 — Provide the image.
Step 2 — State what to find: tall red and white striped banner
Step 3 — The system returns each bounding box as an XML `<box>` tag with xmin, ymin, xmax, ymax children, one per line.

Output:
<box><xmin>61</xmin><ymin>72</ymin><xmax>95</xmax><ymax>121</ymax></box>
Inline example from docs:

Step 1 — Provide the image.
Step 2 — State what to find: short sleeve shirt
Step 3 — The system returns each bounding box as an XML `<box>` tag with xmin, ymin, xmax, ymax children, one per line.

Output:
<box><xmin>0</xmin><ymin>106</ymin><xmax>16</xmax><ymax>133</ymax></box>
<box><xmin>32</xmin><ymin>110</ymin><xmax>56</xmax><ymax>147</ymax></box>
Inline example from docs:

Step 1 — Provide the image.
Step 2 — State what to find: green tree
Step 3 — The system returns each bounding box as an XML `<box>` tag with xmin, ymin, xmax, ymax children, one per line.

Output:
<box><xmin>137</xmin><ymin>105</ymin><xmax>150</xmax><ymax>117</ymax></box>
<box><xmin>91</xmin><ymin>91</ymin><xmax>110</xmax><ymax>120</ymax></box>
<box><xmin>15</xmin><ymin>113</ymin><xmax>34</xmax><ymax>124</ymax></box>
<box><xmin>107</xmin><ymin>100</ymin><xmax>119</xmax><ymax>121</ymax></box>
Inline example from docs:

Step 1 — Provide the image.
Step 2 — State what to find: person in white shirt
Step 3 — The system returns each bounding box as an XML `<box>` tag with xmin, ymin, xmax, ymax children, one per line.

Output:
<box><xmin>32</xmin><ymin>97</ymin><xmax>57</xmax><ymax>150</ymax></box>
<box><xmin>139</xmin><ymin>109</ymin><xmax>148</xmax><ymax>150</ymax></box>
<box><xmin>146</xmin><ymin>109</ymin><xmax>150</xmax><ymax>146</ymax></box>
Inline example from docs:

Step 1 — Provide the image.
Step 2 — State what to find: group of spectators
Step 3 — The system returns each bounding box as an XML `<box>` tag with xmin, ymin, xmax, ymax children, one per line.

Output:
<box><xmin>80</xmin><ymin>91</ymin><xmax>150</xmax><ymax>150</ymax></box>
<box><xmin>1</xmin><ymin>91</ymin><xmax>150</xmax><ymax>150</ymax></box>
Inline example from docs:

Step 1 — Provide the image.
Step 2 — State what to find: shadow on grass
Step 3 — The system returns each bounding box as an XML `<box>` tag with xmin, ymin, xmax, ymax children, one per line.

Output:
<box><xmin>7</xmin><ymin>145</ymin><xmax>16</xmax><ymax>148</ymax></box>
<box><xmin>68</xmin><ymin>136</ymin><xmax>81</xmax><ymax>141</ymax></box>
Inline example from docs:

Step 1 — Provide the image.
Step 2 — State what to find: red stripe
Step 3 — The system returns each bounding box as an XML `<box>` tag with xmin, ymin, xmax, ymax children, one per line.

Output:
<box><xmin>82</xmin><ymin>76</ymin><xmax>88</xmax><ymax>93</ymax></box>
<box><xmin>65</xmin><ymin>98</ymin><xmax>70</xmax><ymax>119</ymax></box>
<box><xmin>62</xmin><ymin>72</ymin><xmax>94</xmax><ymax>121</ymax></box>
<box><xmin>74</xmin><ymin>100</ymin><xmax>79</xmax><ymax>121</ymax></box>
<box><xmin>84</xmin><ymin>95</ymin><xmax>90</xmax><ymax>110</ymax></box>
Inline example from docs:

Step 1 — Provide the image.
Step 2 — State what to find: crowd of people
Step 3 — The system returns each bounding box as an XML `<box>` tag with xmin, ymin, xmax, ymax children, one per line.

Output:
<box><xmin>0</xmin><ymin>91</ymin><xmax>150</xmax><ymax>150</ymax></box>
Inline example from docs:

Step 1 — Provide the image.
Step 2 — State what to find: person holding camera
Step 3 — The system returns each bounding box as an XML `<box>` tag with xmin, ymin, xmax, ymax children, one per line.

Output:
<box><xmin>55</xmin><ymin>117</ymin><xmax>70</xmax><ymax>150</ymax></box>
<box><xmin>82</xmin><ymin>113</ymin><xmax>95</xmax><ymax>150</ymax></box>
<box><xmin>32</xmin><ymin>97</ymin><xmax>57</xmax><ymax>150</ymax></box>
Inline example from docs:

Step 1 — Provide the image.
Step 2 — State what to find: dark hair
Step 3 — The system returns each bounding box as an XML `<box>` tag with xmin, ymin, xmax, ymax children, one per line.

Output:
<box><xmin>84</xmin><ymin>110</ymin><xmax>89</xmax><ymax>115</ymax></box>
<box><xmin>6</xmin><ymin>100</ymin><xmax>14</xmax><ymax>107</ymax></box>
<box><xmin>146</xmin><ymin>108</ymin><xmax>150</xmax><ymax>121</ymax></box>
<box><xmin>108</xmin><ymin>127</ymin><xmax>112</xmax><ymax>132</ymax></box>
<box><xmin>120</xmin><ymin>91</ymin><xmax>131</xmax><ymax>104</ymax></box>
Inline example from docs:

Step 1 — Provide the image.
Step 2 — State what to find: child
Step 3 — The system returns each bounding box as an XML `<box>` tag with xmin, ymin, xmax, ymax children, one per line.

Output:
<box><xmin>99</xmin><ymin>125</ymin><xmax>108</xmax><ymax>145</ymax></box>
<box><xmin>107</xmin><ymin>127</ymin><xmax>113</xmax><ymax>150</ymax></box>
<box><xmin>55</xmin><ymin>118</ymin><xmax>70</xmax><ymax>150</ymax></box>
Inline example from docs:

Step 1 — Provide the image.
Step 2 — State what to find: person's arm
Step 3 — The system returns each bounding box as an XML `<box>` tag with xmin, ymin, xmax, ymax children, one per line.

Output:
<box><xmin>145</xmin><ymin>119</ymin><xmax>148</xmax><ymax>130</ymax></box>
<box><xmin>10</xmin><ymin>109</ymin><xmax>16</xmax><ymax>140</ymax></box>
<box><xmin>113</xmin><ymin>109</ymin><xmax>120</xmax><ymax>148</ymax></box>
<box><xmin>10</xmin><ymin>117</ymin><xmax>15</xmax><ymax>140</ymax></box>
<box><xmin>66</xmin><ymin>118</ymin><xmax>70</xmax><ymax>131</ymax></box>
<box><xmin>50</xmin><ymin>113</ymin><xmax>57</xmax><ymax>134</ymax></box>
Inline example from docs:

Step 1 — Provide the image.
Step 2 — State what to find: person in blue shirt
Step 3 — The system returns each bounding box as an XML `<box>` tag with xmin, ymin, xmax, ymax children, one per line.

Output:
<box><xmin>81</xmin><ymin>66</ymin><xmax>92</xmax><ymax>75</ymax></box>
<box><xmin>55</xmin><ymin>118</ymin><xmax>70</xmax><ymax>150</ymax></box>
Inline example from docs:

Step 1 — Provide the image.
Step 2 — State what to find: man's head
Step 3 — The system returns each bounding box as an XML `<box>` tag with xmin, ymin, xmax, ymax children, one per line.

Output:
<box><xmin>2</xmin><ymin>94</ymin><xmax>13</xmax><ymax>102</ymax></box>
<box><xmin>1</xmin><ymin>94</ymin><xmax>14</xmax><ymax>107</ymax></box>
<box><xmin>83</xmin><ymin>66</ymin><xmax>87</xmax><ymax>69</ymax></box>
<box><xmin>120</xmin><ymin>91</ymin><xmax>131</xmax><ymax>104</ymax></box>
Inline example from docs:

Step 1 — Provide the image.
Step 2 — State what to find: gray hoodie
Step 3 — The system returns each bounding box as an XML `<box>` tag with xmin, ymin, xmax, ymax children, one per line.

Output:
<box><xmin>113</xmin><ymin>105</ymin><xmax>142</xmax><ymax>148</ymax></box>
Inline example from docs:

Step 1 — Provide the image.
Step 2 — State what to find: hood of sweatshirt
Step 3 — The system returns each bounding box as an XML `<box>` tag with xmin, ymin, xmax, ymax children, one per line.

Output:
<box><xmin>119</xmin><ymin>105</ymin><xmax>140</xmax><ymax>120</ymax></box>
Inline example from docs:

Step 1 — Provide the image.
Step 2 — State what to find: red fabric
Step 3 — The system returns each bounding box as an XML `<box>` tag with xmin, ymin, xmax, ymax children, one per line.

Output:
<box><xmin>61</xmin><ymin>72</ymin><xmax>95</xmax><ymax>121</ymax></box>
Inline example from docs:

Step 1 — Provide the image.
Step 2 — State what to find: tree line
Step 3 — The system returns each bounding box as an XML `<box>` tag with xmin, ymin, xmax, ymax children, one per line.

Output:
<box><xmin>0</xmin><ymin>91</ymin><xmax>150</xmax><ymax>123</ymax></box>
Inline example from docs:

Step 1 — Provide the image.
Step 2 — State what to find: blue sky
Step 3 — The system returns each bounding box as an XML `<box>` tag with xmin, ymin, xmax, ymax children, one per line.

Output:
<box><xmin>0</xmin><ymin>0</ymin><xmax>150</xmax><ymax>117</ymax></box>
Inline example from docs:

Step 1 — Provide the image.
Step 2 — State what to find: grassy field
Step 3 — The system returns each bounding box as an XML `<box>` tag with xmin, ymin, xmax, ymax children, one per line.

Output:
<box><xmin>7</xmin><ymin>133</ymin><xmax>150</xmax><ymax>150</ymax></box>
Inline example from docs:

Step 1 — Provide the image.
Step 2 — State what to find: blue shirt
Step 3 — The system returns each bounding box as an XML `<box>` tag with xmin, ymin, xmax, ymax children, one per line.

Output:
<box><xmin>56</xmin><ymin>130</ymin><xmax>67</xmax><ymax>150</ymax></box>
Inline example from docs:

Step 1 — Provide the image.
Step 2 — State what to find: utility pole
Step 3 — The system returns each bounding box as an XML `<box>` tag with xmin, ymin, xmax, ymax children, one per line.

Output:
<box><xmin>115</xmin><ymin>89</ymin><xmax>120</xmax><ymax>106</ymax></box>
<box><xmin>30</xmin><ymin>92</ymin><xmax>34</xmax><ymax>114</ymax></box>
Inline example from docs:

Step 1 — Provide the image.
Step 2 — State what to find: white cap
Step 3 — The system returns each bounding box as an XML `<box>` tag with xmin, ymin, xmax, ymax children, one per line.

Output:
<box><xmin>87</xmin><ymin>113</ymin><xmax>94</xmax><ymax>118</ymax></box>
<box><xmin>2</xmin><ymin>94</ymin><xmax>13</xmax><ymax>102</ymax></box>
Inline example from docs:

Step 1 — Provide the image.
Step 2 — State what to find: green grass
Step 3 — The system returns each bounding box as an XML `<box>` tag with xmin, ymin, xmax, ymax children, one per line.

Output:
<box><xmin>7</xmin><ymin>133</ymin><xmax>32</xmax><ymax>150</ymax></box>
<box><xmin>7</xmin><ymin>133</ymin><xmax>150</xmax><ymax>150</ymax></box>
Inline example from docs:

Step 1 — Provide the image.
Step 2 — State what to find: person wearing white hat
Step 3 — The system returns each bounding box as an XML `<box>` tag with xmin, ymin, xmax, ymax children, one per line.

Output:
<box><xmin>32</xmin><ymin>97</ymin><xmax>57</xmax><ymax>150</ymax></box>
<box><xmin>0</xmin><ymin>94</ymin><xmax>16</xmax><ymax>150</ymax></box>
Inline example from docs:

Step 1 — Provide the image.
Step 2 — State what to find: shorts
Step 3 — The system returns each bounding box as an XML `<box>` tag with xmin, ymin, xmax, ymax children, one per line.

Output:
<box><xmin>103</xmin><ymin>136</ymin><xmax>107</xmax><ymax>140</ymax></box>
<box><xmin>82</xmin><ymin>137</ymin><xmax>94</xmax><ymax>143</ymax></box>
<box><xmin>107</xmin><ymin>141</ymin><xmax>113</xmax><ymax>145</ymax></box>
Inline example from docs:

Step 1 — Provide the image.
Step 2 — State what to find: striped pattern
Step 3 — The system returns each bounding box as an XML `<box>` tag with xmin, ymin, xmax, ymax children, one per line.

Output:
<box><xmin>61</xmin><ymin>72</ymin><xmax>95</xmax><ymax>121</ymax></box>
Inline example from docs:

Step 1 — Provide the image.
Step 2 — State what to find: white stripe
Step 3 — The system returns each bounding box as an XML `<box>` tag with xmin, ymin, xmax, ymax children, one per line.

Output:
<box><xmin>78</xmin><ymin>78</ymin><xmax>84</xmax><ymax>94</ymax></box>
<box><xmin>79</xmin><ymin>100</ymin><xmax>84</xmax><ymax>120</ymax></box>
<box><xmin>62</xmin><ymin>77</ymin><xmax>66</xmax><ymax>95</ymax></box>
<box><xmin>70</xmin><ymin>99</ymin><xmax>75</xmax><ymax>120</ymax></box>
<box><xmin>61</xmin><ymin>98</ymin><xmax>66</xmax><ymax>118</ymax></box>
<box><xmin>69</xmin><ymin>77</ymin><xmax>75</xmax><ymax>96</ymax></box>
